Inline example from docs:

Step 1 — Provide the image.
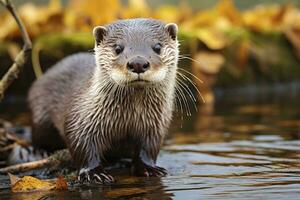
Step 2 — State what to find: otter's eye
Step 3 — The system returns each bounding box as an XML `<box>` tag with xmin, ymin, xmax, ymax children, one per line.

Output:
<box><xmin>152</xmin><ymin>43</ymin><xmax>162</xmax><ymax>54</ymax></box>
<box><xmin>115</xmin><ymin>45</ymin><xmax>124</xmax><ymax>55</ymax></box>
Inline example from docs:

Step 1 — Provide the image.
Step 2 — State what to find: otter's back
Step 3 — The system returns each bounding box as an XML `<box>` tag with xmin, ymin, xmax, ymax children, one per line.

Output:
<box><xmin>28</xmin><ymin>53</ymin><xmax>96</xmax><ymax>134</ymax></box>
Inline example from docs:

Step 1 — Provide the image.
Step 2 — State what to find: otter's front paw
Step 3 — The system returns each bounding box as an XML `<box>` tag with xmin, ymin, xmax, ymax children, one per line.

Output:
<box><xmin>78</xmin><ymin>166</ymin><xmax>114</xmax><ymax>184</ymax></box>
<box><xmin>132</xmin><ymin>163</ymin><xmax>167</xmax><ymax>177</ymax></box>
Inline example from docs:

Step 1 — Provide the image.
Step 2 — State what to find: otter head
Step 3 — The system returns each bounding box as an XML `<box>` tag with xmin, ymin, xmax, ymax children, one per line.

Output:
<box><xmin>93</xmin><ymin>19</ymin><xmax>179</xmax><ymax>87</ymax></box>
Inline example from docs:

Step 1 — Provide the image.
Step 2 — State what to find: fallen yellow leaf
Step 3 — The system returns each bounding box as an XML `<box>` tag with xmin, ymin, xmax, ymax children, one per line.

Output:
<box><xmin>55</xmin><ymin>175</ymin><xmax>68</xmax><ymax>190</ymax></box>
<box><xmin>9</xmin><ymin>173</ymin><xmax>68</xmax><ymax>193</ymax></box>
<box><xmin>11</xmin><ymin>175</ymin><xmax>54</xmax><ymax>192</ymax></box>
<box><xmin>8</xmin><ymin>173</ymin><xmax>20</xmax><ymax>186</ymax></box>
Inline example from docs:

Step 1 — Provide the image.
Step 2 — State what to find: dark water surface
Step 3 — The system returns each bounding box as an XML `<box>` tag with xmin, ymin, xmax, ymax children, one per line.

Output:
<box><xmin>0</xmin><ymin>94</ymin><xmax>300</xmax><ymax>200</ymax></box>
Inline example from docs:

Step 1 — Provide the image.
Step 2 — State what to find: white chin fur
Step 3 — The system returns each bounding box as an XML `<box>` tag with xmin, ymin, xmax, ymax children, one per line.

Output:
<box><xmin>111</xmin><ymin>68</ymin><xmax>167</xmax><ymax>85</ymax></box>
<box><xmin>140</xmin><ymin>68</ymin><xmax>167</xmax><ymax>82</ymax></box>
<box><xmin>110</xmin><ymin>70</ymin><xmax>136</xmax><ymax>85</ymax></box>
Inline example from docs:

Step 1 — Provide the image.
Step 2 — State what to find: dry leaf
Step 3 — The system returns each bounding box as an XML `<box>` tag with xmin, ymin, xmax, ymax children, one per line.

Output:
<box><xmin>191</xmin><ymin>10</ymin><xmax>216</xmax><ymax>28</ymax></box>
<box><xmin>192</xmin><ymin>51</ymin><xmax>225</xmax><ymax>104</ymax></box>
<box><xmin>196</xmin><ymin>28</ymin><xmax>227</xmax><ymax>50</ymax></box>
<box><xmin>65</xmin><ymin>0</ymin><xmax>121</xmax><ymax>30</ymax></box>
<box><xmin>154</xmin><ymin>5</ymin><xmax>179</xmax><ymax>23</ymax></box>
<box><xmin>243</xmin><ymin>4</ymin><xmax>292</xmax><ymax>32</ymax></box>
<box><xmin>0</xmin><ymin>0</ymin><xmax>63</xmax><ymax>40</ymax></box>
<box><xmin>122</xmin><ymin>0</ymin><xmax>151</xmax><ymax>18</ymax></box>
<box><xmin>216</xmin><ymin>0</ymin><xmax>242</xmax><ymax>25</ymax></box>
<box><xmin>193</xmin><ymin>51</ymin><xmax>225</xmax><ymax>74</ymax></box>
<box><xmin>236</xmin><ymin>39</ymin><xmax>250</xmax><ymax>68</ymax></box>
<box><xmin>9</xmin><ymin>173</ymin><xmax>67</xmax><ymax>193</ymax></box>
<box><xmin>154</xmin><ymin>1</ymin><xmax>192</xmax><ymax>24</ymax></box>
<box><xmin>11</xmin><ymin>175</ymin><xmax>55</xmax><ymax>192</ymax></box>
<box><xmin>8</xmin><ymin>173</ymin><xmax>20</xmax><ymax>186</ymax></box>
<box><xmin>55</xmin><ymin>176</ymin><xmax>68</xmax><ymax>190</ymax></box>
<box><xmin>285</xmin><ymin>27</ymin><xmax>300</xmax><ymax>58</ymax></box>
<box><xmin>1</xmin><ymin>0</ymin><xmax>300</xmax><ymax>56</ymax></box>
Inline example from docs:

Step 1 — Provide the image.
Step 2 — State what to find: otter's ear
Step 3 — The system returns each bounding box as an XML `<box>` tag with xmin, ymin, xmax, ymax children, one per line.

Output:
<box><xmin>93</xmin><ymin>26</ymin><xmax>107</xmax><ymax>45</ymax></box>
<box><xmin>165</xmin><ymin>23</ymin><xmax>178</xmax><ymax>40</ymax></box>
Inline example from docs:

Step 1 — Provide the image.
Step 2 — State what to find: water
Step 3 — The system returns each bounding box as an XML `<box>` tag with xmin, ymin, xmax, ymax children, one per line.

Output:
<box><xmin>0</xmin><ymin>95</ymin><xmax>300</xmax><ymax>199</ymax></box>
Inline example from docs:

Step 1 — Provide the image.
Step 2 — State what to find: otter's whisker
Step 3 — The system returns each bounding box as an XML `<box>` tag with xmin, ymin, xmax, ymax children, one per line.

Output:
<box><xmin>173</xmin><ymin>90</ymin><xmax>182</xmax><ymax>115</ymax></box>
<box><xmin>177</xmin><ymin>67</ymin><xmax>204</xmax><ymax>84</ymax></box>
<box><xmin>176</xmin><ymin>77</ymin><xmax>198</xmax><ymax>112</ymax></box>
<box><xmin>172</xmin><ymin>92</ymin><xmax>179</xmax><ymax>113</ymax></box>
<box><xmin>177</xmin><ymin>71</ymin><xmax>205</xmax><ymax>103</ymax></box>
<box><xmin>176</xmin><ymin>77</ymin><xmax>197</xmax><ymax>102</ymax></box>
<box><xmin>178</xmin><ymin>55</ymin><xmax>206</xmax><ymax>67</ymax></box>
<box><xmin>175</xmin><ymin>83</ymin><xmax>191</xmax><ymax>116</ymax></box>
<box><xmin>173</xmin><ymin>89</ymin><xmax>184</xmax><ymax>124</ymax></box>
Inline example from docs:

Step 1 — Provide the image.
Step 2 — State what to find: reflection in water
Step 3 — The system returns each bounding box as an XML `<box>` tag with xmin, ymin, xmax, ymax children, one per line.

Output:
<box><xmin>2</xmin><ymin>175</ymin><xmax>173</xmax><ymax>200</ymax></box>
<box><xmin>161</xmin><ymin>97</ymin><xmax>300</xmax><ymax>199</ymax></box>
<box><xmin>1</xmin><ymin>96</ymin><xmax>300</xmax><ymax>199</ymax></box>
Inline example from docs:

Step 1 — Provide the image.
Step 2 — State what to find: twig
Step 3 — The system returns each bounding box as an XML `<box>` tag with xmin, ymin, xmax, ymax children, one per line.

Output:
<box><xmin>0</xmin><ymin>149</ymin><xmax>72</xmax><ymax>174</ymax></box>
<box><xmin>0</xmin><ymin>158</ymin><xmax>51</xmax><ymax>174</ymax></box>
<box><xmin>0</xmin><ymin>0</ymin><xmax>32</xmax><ymax>99</ymax></box>
<box><xmin>32</xmin><ymin>42</ymin><xmax>43</xmax><ymax>77</ymax></box>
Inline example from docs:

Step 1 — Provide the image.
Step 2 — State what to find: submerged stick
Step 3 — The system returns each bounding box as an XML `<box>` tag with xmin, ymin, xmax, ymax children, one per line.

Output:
<box><xmin>0</xmin><ymin>0</ymin><xmax>32</xmax><ymax>99</ymax></box>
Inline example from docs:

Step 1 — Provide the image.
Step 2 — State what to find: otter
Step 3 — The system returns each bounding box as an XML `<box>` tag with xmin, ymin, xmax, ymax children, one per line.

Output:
<box><xmin>28</xmin><ymin>18</ymin><xmax>179</xmax><ymax>183</ymax></box>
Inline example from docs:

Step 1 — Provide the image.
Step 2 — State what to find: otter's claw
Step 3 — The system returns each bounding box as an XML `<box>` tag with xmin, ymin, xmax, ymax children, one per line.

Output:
<box><xmin>133</xmin><ymin>163</ymin><xmax>167</xmax><ymax>177</ymax></box>
<box><xmin>145</xmin><ymin>165</ymin><xmax>167</xmax><ymax>177</ymax></box>
<box><xmin>78</xmin><ymin>167</ymin><xmax>114</xmax><ymax>184</ymax></box>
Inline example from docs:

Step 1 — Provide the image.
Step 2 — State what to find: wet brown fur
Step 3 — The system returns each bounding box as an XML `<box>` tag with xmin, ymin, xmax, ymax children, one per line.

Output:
<box><xmin>28</xmin><ymin>18</ymin><xmax>179</xmax><ymax>179</ymax></box>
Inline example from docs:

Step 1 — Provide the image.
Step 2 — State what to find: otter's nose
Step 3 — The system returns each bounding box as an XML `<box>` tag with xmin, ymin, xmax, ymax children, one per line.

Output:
<box><xmin>127</xmin><ymin>57</ymin><xmax>150</xmax><ymax>74</ymax></box>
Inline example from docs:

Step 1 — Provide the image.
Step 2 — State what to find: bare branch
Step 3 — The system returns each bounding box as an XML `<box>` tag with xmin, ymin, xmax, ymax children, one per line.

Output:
<box><xmin>0</xmin><ymin>158</ymin><xmax>51</xmax><ymax>174</ymax></box>
<box><xmin>0</xmin><ymin>0</ymin><xmax>32</xmax><ymax>99</ymax></box>
<box><xmin>0</xmin><ymin>149</ymin><xmax>71</xmax><ymax>174</ymax></box>
<box><xmin>0</xmin><ymin>0</ymin><xmax>7</xmax><ymax>6</ymax></box>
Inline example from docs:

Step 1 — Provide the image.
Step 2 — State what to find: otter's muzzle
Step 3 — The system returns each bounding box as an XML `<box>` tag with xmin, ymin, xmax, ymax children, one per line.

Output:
<box><xmin>127</xmin><ymin>56</ymin><xmax>150</xmax><ymax>74</ymax></box>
